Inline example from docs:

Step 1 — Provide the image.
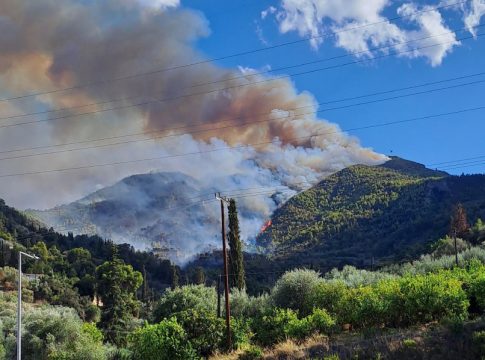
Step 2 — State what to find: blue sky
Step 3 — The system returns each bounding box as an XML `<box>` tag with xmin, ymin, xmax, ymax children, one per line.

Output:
<box><xmin>183</xmin><ymin>0</ymin><xmax>485</xmax><ymax>174</ymax></box>
<box><xmin>1</xmin><ymin>0</ymin><xmax>484</xmax><ymax>210</ymax></box>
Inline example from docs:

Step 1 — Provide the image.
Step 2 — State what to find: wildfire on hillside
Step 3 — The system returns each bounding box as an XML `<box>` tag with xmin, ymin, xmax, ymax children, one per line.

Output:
<box><xmin>260</xmin><ymin>220</ymin><xmax>272</xmax><ymax>233</ymax></box>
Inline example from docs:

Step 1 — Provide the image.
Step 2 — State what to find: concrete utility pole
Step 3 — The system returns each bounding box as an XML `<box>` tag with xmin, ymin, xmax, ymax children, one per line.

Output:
<box><xmin>215</xmin><ymin>193</ymin><xmax>232</xmax><ymax>350</ymax></box>
<box><xmin>17</xmin><ymin>251</ymin><xmax>40</xmax><ymax>360</ymax></box>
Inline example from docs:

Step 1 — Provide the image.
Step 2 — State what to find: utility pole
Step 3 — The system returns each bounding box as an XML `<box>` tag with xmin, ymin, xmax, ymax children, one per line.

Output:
<box><xmin>215</xmin><ymin>193</ymin><xmax>232</xmax><ymax>350</ymax></box>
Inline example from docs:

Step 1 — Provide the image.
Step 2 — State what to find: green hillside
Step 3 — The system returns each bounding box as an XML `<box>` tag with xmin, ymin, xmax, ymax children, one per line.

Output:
<box><xmin>257</xmin><ymin>157</ymin><xmax>485</xmax><ymax>269</ymax></box>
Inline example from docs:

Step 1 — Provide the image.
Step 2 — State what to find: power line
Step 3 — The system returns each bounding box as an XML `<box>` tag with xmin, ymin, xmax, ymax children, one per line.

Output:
<box><xmin>439</xmin><ymin>159</ymin><xmax>485</xmax><ymax>170</ymax></box>
<box><xmin>3</xmin><ymin>21</ymin><xmax>481</xmax><ymax>124</ymax></box>
<box><xmin>1</xmin><ymin>69</ymin><xmax>484</xmax><ymax>161</ymax></box>
<box><xmin>1</xmin><ymin>104</ymin><xmax>485</xmax><ymax>178</ymax></box>
<box><xmin>2</xmin><ymin>31</ymin><xmax>481</xmax><ymax>132</ymax></box>
<box><xmin>427</xmin><ymin>154</ymin><xmax>485</xmax><ymax>166</ymax></box>
<box><xmin>0</xmin><ymin>0</ymin><xmax>468</xmax><ymax>104</ymax></box>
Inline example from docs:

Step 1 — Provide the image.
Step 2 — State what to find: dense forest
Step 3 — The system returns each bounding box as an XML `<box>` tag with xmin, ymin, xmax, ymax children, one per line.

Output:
<box><xmin>257</xmin><ymin>157</ymin><xmax>485</xmax><ymax>270</ymax></box>
<box><xmin>2</xmin><ymin>157</ymin><xmax>485</xmax><ymax>359</ymax></box>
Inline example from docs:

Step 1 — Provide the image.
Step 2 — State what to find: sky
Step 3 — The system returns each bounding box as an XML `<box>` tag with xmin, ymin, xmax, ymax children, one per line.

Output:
<box><xmin>184</xmin><ymin>0</ymin><xmax>485</xmax><ymax>173</ymax></box>
<box><xmin>0</xmin><ymin>0</ymin><xmax>484</xmax><ymax>212</ymax></box>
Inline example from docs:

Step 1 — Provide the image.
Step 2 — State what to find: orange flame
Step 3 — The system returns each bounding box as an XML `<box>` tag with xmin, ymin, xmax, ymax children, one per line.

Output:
<box><xmin>260</xmin><ymin>220</ymin><xmax>272</xmax><ymax>233</ymax></box>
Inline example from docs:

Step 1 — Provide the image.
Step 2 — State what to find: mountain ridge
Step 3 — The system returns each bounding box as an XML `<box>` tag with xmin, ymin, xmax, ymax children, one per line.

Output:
<box><xmin>256</xmin><ymin>157</ymin><xmax>485</xmax><ymax>269</ymax></box>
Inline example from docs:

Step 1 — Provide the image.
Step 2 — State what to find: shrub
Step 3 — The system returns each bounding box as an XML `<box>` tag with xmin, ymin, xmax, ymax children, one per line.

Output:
<box><xmin>238</xmin><ymin>345</ymin><xmax>264</xmax><ymax>360</ymax></box>
<box><xmin>463</xmin><ymin>261</ymin><xmax>485</xmax><ymax>313</ymax></box>
<box><xmin>325</xmin><ymin>265</ymin><xmax>395</xmax><ymax>287</ymax></box>
<box><xmin>152</xmin><ymin>285</ymin><xmax>216</xmax><ymax>322</ymax></box>
<box><xmin>129</xmin><ymin>318</ymin><xmax>198</xmax><ymax>360</ymax></box>
<box><xmin>271</xmin><ymin>269</ymin><xmax>322</xmax><ymax>316</ymax></box>
<box><xmin>402</xmin><ymin>339</ymin><xmax>417</xmax><ymax>348</ymax></box>
<box><xmin>431</xmin><ymin>236</ymin><xmax>469</xmax><ymax>258</ymax></box>
<box><xmin>251</xmin><ymin>308</ymin><xmax>299</xmax><ymax>346</ymax></box>
<box><xmin>397</xmin><ymin>272</ymin><xmax>469</xmax><ymax>325</ymax></box>
<box><xmin>307</xmin><ymin>308</ymin><xmax>335</xmax><ymax>334</ymax></box>
<box><xmin>21</xmin><ymin>306</ymin><xmax>108</xmax><ymax>360</ymax></box>
<box><xmin>230</xmin><ymin>288</ymin><xmax>270</xmax><ymax>319</ymax></box>
<box><xmin>306</xmin><ymin>281</ymin><xmax>348</xmax><ymax>318</ymax></box>
<box><xmin>472</xmin><ymin>330</ymin><xmax>485</xmax><ymax>357</ymax></box>
<box><xmin>231</xmin><ymin>317</ymin><xmax>252</xmax><ymax>350</ymax></box>
<box><xmin>82</xmin><ymin>322</ymin><xmax>104</xmax><ymax>343</ymax></box>
<box><xmin>173</xmin><ymin>309</ymin><xmax>226</xmax><ymax>356</ymax></box>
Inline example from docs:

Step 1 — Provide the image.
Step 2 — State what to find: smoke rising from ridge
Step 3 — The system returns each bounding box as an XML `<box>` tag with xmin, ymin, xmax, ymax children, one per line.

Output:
<box><xmin>0</xmin><ymin>0</ymin><xmax>386</xmax><ymax>261</ymax></box>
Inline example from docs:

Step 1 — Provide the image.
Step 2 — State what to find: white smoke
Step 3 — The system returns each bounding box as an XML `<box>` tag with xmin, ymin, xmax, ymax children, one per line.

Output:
<box><xmin>0</xmin><ymin>0</ymin><xmax>386</xmax><ymax>262</ymax></box>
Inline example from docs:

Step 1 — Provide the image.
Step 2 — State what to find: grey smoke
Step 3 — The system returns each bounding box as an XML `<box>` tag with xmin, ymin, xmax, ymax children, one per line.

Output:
<box><xmin>0</xmin><ymin>0</ymin><xmax>387</xmax><ymax>261</ymax></box>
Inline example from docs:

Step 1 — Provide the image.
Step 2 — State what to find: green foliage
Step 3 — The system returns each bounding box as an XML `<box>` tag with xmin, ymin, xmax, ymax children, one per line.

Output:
<box><xmin>128</xmin><ymin>318</ymin><xmax>198</xmax><ymax>360</ymax></box>
<box><xmin>228</xmin><ymin>199</ymin><xmax>245</xmax><ymax>290</ymax></box>
<box><xmin>82</xmin><ymin>322</ymin><xmax>104</xmax><ymax>343</ymax></box>
<box><xmin>20</xmin><ymin>306</ymin><xmax>107</xmax><ymax>360</ymax></box>
<box><xmin>153</xmin><ymin>285</ymin><xmax>217</xmax><ymax>322</ymax></box>
<box><xmin>472</xmin><ymin>330</ymin><xmax>485</xmax><ymax>357</ymax></box>
<box><xmin>251</xmin><ymin>308</ymin><xmax>299</xmax><ymax>346</ymax></box>
<box><xmin>271</xmin><ymin>269</ymin><xmax>322</xmax><ymax>316</ymax></box>
<box><xmin>34</xmin><ymin>275</ymin><xmax>89</xmax><ymax>318</ymax></box>
<box><xmin>307</xmin><ymin>308</ymin><xmax>336</xmax><ymax>334</ymax></box>
<box><xmin>431</xmin><ymin>236</ymin><xmax>469</xmax><ymax>258</ymax></box>
<box><xmin>402</xmin><ymin>339</ymin><xmax>417</xmax><ymax>348</ymax></box>
<box><xmin>173</xmin><ymin>309</ymin><xmax>226</xmax><ymax>356</ymax></box>
<box><xmin>257</xmin><ymin>162</ymin><xmax>485</xmax><ymax>270</ymax></box>
<box><xmin>324</xmin><ymin>265</ymin><xmax>396</xmax><ymax>287</ymax></box>
<box><xmin>96</xmin><ymin>258</ymin><xmax>143</xmax><ymax>346</ymax></box>
<box><xmin>238</xmin><ymin>345</ymin><xmax>263</xmax><ymax>360</ymax></box>
<box><xmin>230</xmin><ymin>288</ymin><xmax>270</xmax><ymax>319</ymax></box>
<box><xmin>251</xmin><ymin>307</ymin><xmax>335</xmax><ymax>346</ymax></box>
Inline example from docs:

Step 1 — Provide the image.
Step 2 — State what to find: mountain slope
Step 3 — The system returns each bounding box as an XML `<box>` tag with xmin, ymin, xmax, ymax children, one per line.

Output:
<box><xmin>257</xmin><ymin>157</ymin><xmax>485</xmax><ymax>269</ymax></box>
<box><xmin>28</xmin><ymin>172</ymin><xmax>222</xmax><ymax>263</ymax></box>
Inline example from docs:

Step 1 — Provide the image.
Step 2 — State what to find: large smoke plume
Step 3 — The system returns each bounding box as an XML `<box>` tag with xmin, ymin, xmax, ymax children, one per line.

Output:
<box><xmin>0</xmin><ymin>0</ymin><xmax>386</xmax><ymax>261</ymax></box>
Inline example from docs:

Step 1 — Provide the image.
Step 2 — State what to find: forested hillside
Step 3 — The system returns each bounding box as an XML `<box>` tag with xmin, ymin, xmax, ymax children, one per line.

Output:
<box><xmin>257</xmin><ymin>157</ymin><xmax>485</xmax><ymax>270</ymax></box>
<box><xmin>1</xmin><ymin>198</ymin><xmax>175</xmax><ymax>294</ymax></box>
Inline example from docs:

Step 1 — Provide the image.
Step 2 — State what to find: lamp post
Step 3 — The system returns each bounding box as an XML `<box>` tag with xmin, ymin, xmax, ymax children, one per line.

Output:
<box><xmin>1</xmin><ymin>238</ymin><xmax>40</xmax><ymax>360</ymax></box>
<box><xmin>17</xmin><ymin>251</ymin><xmax>40</xmax><ymax>360</ymax></box>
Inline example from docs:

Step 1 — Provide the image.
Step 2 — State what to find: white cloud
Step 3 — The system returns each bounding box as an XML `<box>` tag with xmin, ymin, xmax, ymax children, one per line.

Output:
<box><xmin>261</xmin><ymin>6</ymin><xmax>277</xmax><ymax>19</ymax></box>
<box><xmin>463</xmin><ymin>0</ymin><xmax>485</xmax><ymax>36</ymax></box>
<box><xmin>135</xmin><ymin>0</ymin><xmax>180</xmax><ymax>10</ymax></box>
<box><xmin>269</xmin><ymin>0</ymin><xmax>460</xmax><ymax>66</ymax></box>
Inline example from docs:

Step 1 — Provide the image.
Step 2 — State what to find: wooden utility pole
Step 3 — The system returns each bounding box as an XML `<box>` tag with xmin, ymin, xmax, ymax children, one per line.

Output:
<box><xmin>215</xmin><ymin>193</ymin><xmax>232</xmax><ymax>350</ymax></box>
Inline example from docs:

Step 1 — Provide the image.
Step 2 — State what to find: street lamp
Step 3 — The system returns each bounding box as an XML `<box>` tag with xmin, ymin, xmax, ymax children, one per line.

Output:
<box><xmin>17</xmin><ymin>251</ymin><xmax>40</xmax><ymax>360</ymax></box>
<box><xmin>1</xmin><ymin>238</ymin><xmax>40</xmax><ymax>360</ymax></box>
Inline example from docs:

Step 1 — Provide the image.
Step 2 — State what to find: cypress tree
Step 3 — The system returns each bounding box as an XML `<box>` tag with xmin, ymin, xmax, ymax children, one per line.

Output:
<box><xmin>227</xmin><ymin>198</ymin><xmax>245</xmax><ymax>290</ymax></box>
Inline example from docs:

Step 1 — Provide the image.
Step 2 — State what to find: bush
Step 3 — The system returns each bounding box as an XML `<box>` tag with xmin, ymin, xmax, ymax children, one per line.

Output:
<box><xmin>129</xmin><ymin>318</ymin><xmax>198</xmax><ymax>360</ymax></box>
<box><xmin>238</xmin><ymin>345</ymin><xmax>264</xmax><ymax>360</ymax></box>
<box><xmin>463</xmin><ymin>261</ymin><xmax>485</xmax><ymax>313</ymax></box>
<box><xmin>271</xmin><ymin>269</ymin><xmax>322</xmax><ymax>316</ymax></box>
<box><xmin>307</xmin><ymin>308</ymin><xmax>335</xmax><ymax>334</ymax></box>
<box><xmin>251</xmin><ymin>308</ymin><xmax>299</xmax><ymax>346</ymax></box>
<box><xmin>22</xmin><ymin>306</ymin><xmax>108</xmax><ymax>360</ymax></box>
<box><xmin>472</xmin><ymin>330</ymin><xmax>485</xmax><ymax>357</ymax></box>
<box><xmin>152</xmin><ymin>285</ymin><xmax>216</xmax><ymax>322</ymax></box>
<box><xmin>173</xmin><ymin>309</ymin><xmax>225</xmax><ymax>356</ymax></box>
<box><xmin>231</xmin><ymin>288</ymin><xmax>270</xmax><ymax>319</ymax></box>
<box><xmin>325</xmin><ymin>265</ymin><xmax>395</xmax><ymax>287</ymax></box>
<box><xmin>306</xmin><ymin>281</ymin><xmax>348</xmax><ymax>317</ymax></box>
<box><xmin>397</xmin><ymin>272</ymin><xmax>469</xmax><ymax>326</ymax></box>
<box><xmin>431</xmin><ymin>236</ymin><xmax>469</xmax><ymax>258</ymax></box>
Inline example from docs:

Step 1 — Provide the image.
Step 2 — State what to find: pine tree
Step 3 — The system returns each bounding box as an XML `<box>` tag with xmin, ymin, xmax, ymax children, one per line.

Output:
<box><xmin>450</xmin><ymin>203</ymin><xmax>469</xmax><ymax>238</ymax></box>
<box><xmin>227</xmin><ymin>199</ymin><xmax>245</xmax><ymax>290</ymax></box>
